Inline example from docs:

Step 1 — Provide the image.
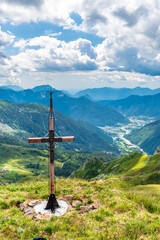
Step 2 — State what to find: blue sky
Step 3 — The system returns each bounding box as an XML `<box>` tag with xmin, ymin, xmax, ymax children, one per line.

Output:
<box><xmin>0</xmin><ymin>0</ymin><xmax>160</xmax><ymax>91</ymax></box>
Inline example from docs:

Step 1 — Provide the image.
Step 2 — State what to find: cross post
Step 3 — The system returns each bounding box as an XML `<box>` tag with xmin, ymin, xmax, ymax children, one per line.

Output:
<box><xmin>28</xmin><ymin>90</ymin><xmax>75</xmax><ymax>212</ymax></box>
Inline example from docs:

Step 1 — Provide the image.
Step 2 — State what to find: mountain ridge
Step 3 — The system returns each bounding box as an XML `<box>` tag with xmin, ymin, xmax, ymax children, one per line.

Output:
<box><xmin>0</xmin><ymin>87</ymin><xmax>129</xmax><ymax>126</ymax></box>
<box><xmin>75</xmin><ymin>86</ymin><xmax>160</xmax><ymax>100</ymax></box>
<box><xmin>99</xmin><ymin>93</ymin><xmax>160</xmax><ymax>119</ymax></box>
<box><xmin>72</xmin><ymin>151</ymin><xmax>160</xmax><ymax>185</ymax></box>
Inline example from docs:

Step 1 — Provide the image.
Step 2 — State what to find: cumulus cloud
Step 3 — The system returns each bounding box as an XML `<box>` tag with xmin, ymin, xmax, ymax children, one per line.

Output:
<box><xmin>2</xmin><ymin>0</ymin><xmax>44</xmax><ymax>7</ymax></box>
<box><xmin>0</xmin><ymin>28</ymin><xmax>14</xmax><ymax>77</ymax></box>
<box><xmin>0</xmin><ymin>27</ymin><xmax>14</xmax><ymax>47</ymax></box>
<box><xmin>80</xmin><ymin>10</ymin><xmax>107</xmax><ymax>33</ymax></box>
<box><xmin>0</xmin><ymin>0</ymin><xmax>79</xmax><ymax>26</ymax></box>
<box><xmin>113</xmin><ymin>6</ymin><xmax>148</xmax><ymax>27</ymax></box>
<box><xmin>12</xmin><ymin>36</ymin><xmax>98</xmax><ymax>73</ymax></box>
<box><xmin>0</xmin><ymin>0</ymin><xmax>160</xmax><ymax>80</ymax></box>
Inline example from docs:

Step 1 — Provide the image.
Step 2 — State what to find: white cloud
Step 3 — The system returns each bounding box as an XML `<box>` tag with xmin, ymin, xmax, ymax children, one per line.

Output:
<box><xmin>0</xmin><ymin>26</ymin><xmax>14</xmax><ymax>47</ymax></box>
<box><xmin>12</xmin><ymin>36</ymin><xmax>98</xmax><ymax>74</ymax></box>
<box><xmin>1</xmin><ymin>0</ymin><xmax>44</xmax><ymax>7</ymax></box>
<box><xmin>0</xmin><ymin>28</ymin><xmax>17</xmax><ymax>84</ymax></box>
<box><xmin>48</xmin><ymin>32</ymin><xmax>62</xmax><ymax>37</ymax></box>
<box><xmin>0</xmin><ymin>0</ymin><xmax>160</xmax><ymax>86</ymax></box>
<box><xmin>0</xmin><ymin>0</ymin><xmax>80</xmax><ymax>26</ymax></box>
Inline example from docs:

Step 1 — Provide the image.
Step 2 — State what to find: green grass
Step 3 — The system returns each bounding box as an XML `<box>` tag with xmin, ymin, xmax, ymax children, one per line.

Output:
<box><xmin>1</xmin><ymin>145</ymin><xmax>160</xmax><ymax>239</ymax></box>
<box><xmin>125</xmin><ymin>185</ymin><xmax>160</xmax><ymax>214</ymax></box>
<box><xmin>0</xmin><ymin>143</ymin><xmax>49</xmax><ymax>183</ymax></box>
<box><xmin>130</xmin><ymin>153</ymin><xmax>149</xmax><ymax>170</ymax></box>
<box><xmin>1</xmin><ymin>177</ymin><xmax>160</xmax><ymax>239</ymax></box>
<box><xmin>73</xmin><ymin>152</ymin><xmax>160</xmax><ymax>187</ymax></box>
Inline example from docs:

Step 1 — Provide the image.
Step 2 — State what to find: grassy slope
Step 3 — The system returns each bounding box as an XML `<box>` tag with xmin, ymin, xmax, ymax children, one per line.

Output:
<box><xmin>1</xmin><ymin>176</ymin><xmax>160</xmax><ymax>239</ymax></box>
<box><xmin>73</xmin><ymin>152</ymin><xmax>160</xmax><ymax>185</ymax></box>
<box><xmin>0</xmin><ymin>143</ymin><xmax>49</xmax><ymax>183</ymax></box>
<box><xmin>1</xmin><ymin>152</ymin><xmax>160</xmax><ymax>239</ymax></box>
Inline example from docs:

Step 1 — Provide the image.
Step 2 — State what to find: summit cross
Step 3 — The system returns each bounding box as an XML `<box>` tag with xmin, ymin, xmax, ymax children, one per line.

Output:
<box><xmin>28</xmin><ymin>89</ymin><xmax>75</xmax><ymax>211</ymax></box>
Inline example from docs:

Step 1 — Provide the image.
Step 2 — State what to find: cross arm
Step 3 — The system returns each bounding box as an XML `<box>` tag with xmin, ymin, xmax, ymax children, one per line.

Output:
<box><xmin>28</xmin><ymin>136</ymin><xmax>75</xmax><ymax>143</ymax></box>
<box><xmin>28</xmin><ymin>137</ymin><xmax>49</xmax><ymax>143</ymax></box>
<box><xmin>54</xmin><ymin>136</ymin><xmax>75</xmax><ymax>142</ymax></box>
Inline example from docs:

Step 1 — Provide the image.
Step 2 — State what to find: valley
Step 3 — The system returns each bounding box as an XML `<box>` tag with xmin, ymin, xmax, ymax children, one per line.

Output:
<box><xmin>0</xmin><ymin>140</ymin><xmax>114</xmax><ymax>183</ymax></box>
<box><xmin>100</xmin><ymin>116</ymin><xmax>155</xmax><ymax>155</ymax></box>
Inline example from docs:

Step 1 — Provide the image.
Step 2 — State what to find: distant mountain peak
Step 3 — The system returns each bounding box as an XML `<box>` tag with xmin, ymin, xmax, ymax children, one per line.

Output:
<box><xmin>31</xmin><ymin>85</ymin><xmax>54</xmax><ymax>92</ymax></box>
<box><xmin>75</xmin><ymin>86</ymin><xmax>160</xmax><ymax>101</ymax></box>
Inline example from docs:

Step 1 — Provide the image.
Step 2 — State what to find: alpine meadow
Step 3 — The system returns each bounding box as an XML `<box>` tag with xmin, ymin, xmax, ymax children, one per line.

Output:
<box><xmin>1</xmin><ymin>1</ymin><xmax>160</xmax><ymax>240</ymax></box>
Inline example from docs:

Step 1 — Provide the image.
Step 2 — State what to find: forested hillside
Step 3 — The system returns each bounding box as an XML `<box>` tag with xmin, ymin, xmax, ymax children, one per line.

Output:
<box><xmin>0</xmin><ymin>138</ymin><xmax>114</xmax><ymax>183</ymax></box>
<box><xmin>125</xmin><ymin>120</ymin><xmax>160</xmax><ymax>155</ymax></box>
<box><xmin>0</xmin><ymin>100</ymin><xmax>118</xmax><ymax>153</ymax></box>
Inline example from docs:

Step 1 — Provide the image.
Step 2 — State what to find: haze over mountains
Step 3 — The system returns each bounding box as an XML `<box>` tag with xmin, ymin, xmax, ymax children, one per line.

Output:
<box><xmin>0</xmin><ymin>86</ymin><xmax>128</xmax><ymax>126</ymax></box>
<box><xmin>100</xmin><ymin>93</ymin><xmax>160</xmax><ymax>119</ymax></box>
<box><xmin>75</xmin><ymin>86</ymin><xmax>160</xmax><ymax>101</ymax></box>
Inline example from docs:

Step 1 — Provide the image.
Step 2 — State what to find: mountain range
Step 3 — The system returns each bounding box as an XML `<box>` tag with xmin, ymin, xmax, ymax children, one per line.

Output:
<box><xmin>75</xmin><ymin>86</ymin><xmax>160</xmax><ymax>101</ymax></box>
<box><xmin>99</xmin><ymin>93</ymin><xmax>160</xmax><ymax>119</ymax></box>
<box><xmin>0</xmin><ymin>100</ymin><xmax>118</xmax><ymax>153</ymax></box>
<box><xmin>1</xmin><ymin>84</ymin><xmax>160</xmax><ymax>156</ymax></box>
<box><xmin>0</xmin><ymin>87</ymin><xmax>128</xmax><ymax>126</ymax></box>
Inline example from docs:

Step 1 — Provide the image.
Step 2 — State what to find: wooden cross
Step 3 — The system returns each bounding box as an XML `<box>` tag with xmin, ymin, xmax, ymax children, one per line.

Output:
<box><xmin>28</xmin><ymin>90</ymin><xmax>75</xmax><ymax>211</ymax></box>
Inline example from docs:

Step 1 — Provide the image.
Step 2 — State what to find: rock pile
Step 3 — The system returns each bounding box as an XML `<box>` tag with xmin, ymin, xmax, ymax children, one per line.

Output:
<box><xmin>19</xmin><ymin>195</ymin><xmax>100</xmax><ymax>219</ymax></box>
<box><xmin>19</xmin><ymin>199</ymin><xmax>69</xmax><ymax>220</ymax></box>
